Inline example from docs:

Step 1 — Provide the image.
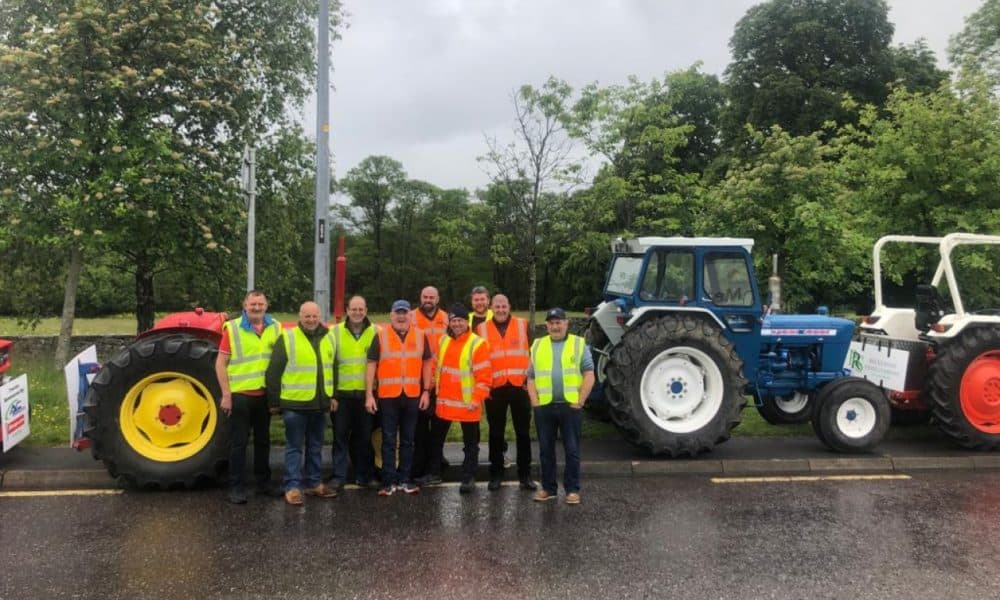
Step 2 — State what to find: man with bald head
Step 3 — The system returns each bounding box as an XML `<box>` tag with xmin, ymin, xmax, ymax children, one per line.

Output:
<box><xmin>266</xmin><ymin>301</ymin><xmax>338</xmax><ymax>505</ymax></box>
<box><xmin>476</xmin><ymin>294</ymin><xmax>536</xmax><ymax>491</ymax></box>
<box><xmin>410</xmin><ymin>285</ymin><xmax>449</xmax><ymax>483</ymax></box>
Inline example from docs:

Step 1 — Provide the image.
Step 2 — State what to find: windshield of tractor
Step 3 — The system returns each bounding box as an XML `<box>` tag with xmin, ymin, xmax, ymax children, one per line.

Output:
<box><xmin>606</xmin><ymin>255</ymin><xmax>644</xmax><ymax>295</ymax></box>
<box><xmin>639</xmin><ymin>249</ymin><xmax>694</xmax><ymax>302</ymax></box>
<box><xmin>704</xmin><ymin>253</ymin><xmax>754</xmax><ymax>306</ymax></box>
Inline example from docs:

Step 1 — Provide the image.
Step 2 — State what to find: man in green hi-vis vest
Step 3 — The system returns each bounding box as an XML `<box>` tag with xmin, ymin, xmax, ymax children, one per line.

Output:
<box><xmin>527</xmin><ymin>307</ymin><xmax>594</xmax><ymax>506</ymax></box>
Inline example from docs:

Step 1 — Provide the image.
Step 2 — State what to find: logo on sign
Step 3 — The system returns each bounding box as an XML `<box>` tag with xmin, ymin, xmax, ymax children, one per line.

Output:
<box><xmin>848</xmin><ymin>349</ymin><xmax>864</xmax><ymax>372</ymax></box>
<box><xmin>5</xmin><ymin>398</ymin><xmax>25</xmax><ymax>419</ymax></box>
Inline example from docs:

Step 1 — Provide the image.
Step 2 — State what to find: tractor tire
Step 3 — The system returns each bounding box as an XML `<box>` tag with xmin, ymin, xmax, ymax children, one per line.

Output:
<box><xmin>604</xmin><ymin>315</ymin><xmax>746</xmax><ymax>456</ymax></box>
<box><xmin>83</xmin><ymin>333</ymin><xmax>228</xmax><ymax>489</ymax></box>
<box><xmin>811</xmin><ymin>378</ymin><xmax>864</xmax><ymax>449</ymax></box>
<box><xmin>583</xmin><ymin>322</ymin><xmax>612</xmax><ymax>422</ymax></box>
<box><xmin>813</xmin><ymin>377</ymin><xmax>890</xmax><ymax>454</ymax></box>
<box><xmin>756</xmin><ymin>391</ymin><xmax>814</xmax><ymax>425</ymax></box>
<box><xmin>926</xmin><ymin>326</ymin><xmax>1000</xmax><ymax>450</ymax></box>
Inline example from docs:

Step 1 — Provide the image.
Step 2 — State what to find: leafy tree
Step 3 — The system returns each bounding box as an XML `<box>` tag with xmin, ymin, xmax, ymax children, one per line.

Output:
<box><xmin>480</xmin><ymin>76</ymin><xmax>578</xmax><ymax>326</ymax></box>
<box><xmin>723</xmin><ymin>0</ymin><xmax>895</xmax><ymax>145</ymax></box>
<box><xmin>890</xmin><ymin>40</ymin><xmax>950</xmax><ymax>94</ymax></box>
<box><xmin>950</xmin><ymin>0</ymin><xmax>1000</xmax><ymax>90</ymax></box>
<box><xmin>0</xmin><ymin>0</ymin><xmax>336</xmax><ymax>364</ymax></box>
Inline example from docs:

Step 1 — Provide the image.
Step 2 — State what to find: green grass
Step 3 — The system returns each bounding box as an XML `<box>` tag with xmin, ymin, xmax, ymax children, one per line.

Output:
<box><xmin>11</xmin><ymin>358</ymin><xmax>69</xmax><ymax>447</ymax></box>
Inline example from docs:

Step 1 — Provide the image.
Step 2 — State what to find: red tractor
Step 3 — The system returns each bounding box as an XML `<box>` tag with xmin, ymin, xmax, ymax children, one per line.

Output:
<box><xmin>82</xmin><ymin>309</ymin><xmax>232</xmax><ymax>488</ymax></box>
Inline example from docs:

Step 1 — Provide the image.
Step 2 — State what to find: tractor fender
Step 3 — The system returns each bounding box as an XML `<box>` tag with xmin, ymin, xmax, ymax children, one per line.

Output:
<box><xmin>625</xmin><ymin>306</ymin><xmax>726</xmax><ymax>332</ymax></box>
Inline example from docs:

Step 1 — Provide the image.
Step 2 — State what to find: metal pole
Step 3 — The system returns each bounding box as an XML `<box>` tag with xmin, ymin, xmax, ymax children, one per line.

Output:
<box><xmin>314</xmin><ymin>0</ymin><xmax>331</xmax><ymax>321</ymax></box>
<box><xmin>245</xmin><ymin>146</ymin><xmax>256</xmax><ymax>292</ymax></box>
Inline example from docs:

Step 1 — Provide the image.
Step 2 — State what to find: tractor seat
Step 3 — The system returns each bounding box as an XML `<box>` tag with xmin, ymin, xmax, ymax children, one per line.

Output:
<box><xmin>914</xmin><ymin>284</ymin><xmax>945</xmax><ymax>332</ymax></box>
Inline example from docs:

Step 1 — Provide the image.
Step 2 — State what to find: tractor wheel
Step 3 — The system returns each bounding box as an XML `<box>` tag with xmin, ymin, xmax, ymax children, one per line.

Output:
<box><xmin>810</xmin><ymin>378</ymin><xmax>858</xmax><ymax>449</ymax></box>
<box><xmin>583</xmin><ymin>322</ymin><xmax>612</xmax><ymax>422</ymax></box>
<box><xmin>604</xmin><ymin>315</ymin><xmax>746</xmax><ymax>456</ymax></box>
<box><xmin>83</xmin><ymin>334</ymin><xmax>228</xmax><ymax>489</ymax></box>
<box><xmin>814</xmin><ymin>377</ymin><xmax>890</xmax><ymax>454</ymax></box>
<box><xmin>756</xmin><ymin>391</ymin><xmax>813</xmax><ymax>425</ymax></box>
<box><xmin>926</xmin><ymin>326</ymin><xmax>1000</xmax><ymax>450</ymax></box>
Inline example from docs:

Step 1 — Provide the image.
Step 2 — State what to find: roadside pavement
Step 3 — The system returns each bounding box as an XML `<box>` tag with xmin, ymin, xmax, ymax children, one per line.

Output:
<box><xmin>4</xmin><ymin>433</ymin><xmax>1000</xmax><ymax>490</ymax></box>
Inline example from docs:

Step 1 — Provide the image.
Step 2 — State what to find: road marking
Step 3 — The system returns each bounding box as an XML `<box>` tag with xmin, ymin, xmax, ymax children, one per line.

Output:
<box><xmin>711</xmin><ymin>474</ymin><xmax>912</xmax><ymax>484</ymax></box>
<box><xmin>0</xmin><ymin>489</ymin><xmax>124</xmax><ymax>498</ymax></box>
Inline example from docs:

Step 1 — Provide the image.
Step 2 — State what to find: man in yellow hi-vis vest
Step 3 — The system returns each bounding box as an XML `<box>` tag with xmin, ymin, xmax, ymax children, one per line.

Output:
<box><xmin>215</xmin><ymin>289</ymin><xmax>282</xmax><ymax>505</ymax></box>
<box><xmin>527</xmin><ymin>308</ymin><xmax>594</xmax><ymax>506</ymax></box>
<box><xmin>265</xmin><ymin>301</ymin><xmax>339</xmax><ymax>506</ymax></box>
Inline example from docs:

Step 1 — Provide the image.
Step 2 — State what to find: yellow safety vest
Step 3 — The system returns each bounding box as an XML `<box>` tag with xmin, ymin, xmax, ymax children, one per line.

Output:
<box><xmin>279</xmin><ymin>327</ymin><xmax>336</xmax><ymax>401</ymax></box>
<box><xmin>468</xmin><ymin>309</ymin><xmax>494</xmax><ymax>327</ymax></box>
<box><xmin>334</xmin><ymin>322</ymin><xmax>378</xmax><ymax>392</ymax></box>
<box><xmin>224</xmin><ymin>318</ymin><xmax>281</xmax><ymax>393</ymax></box>
<box><xmin>530</xmin><ymin>334</ymin><xmax>585</xmax><ymax>405</ymax></box>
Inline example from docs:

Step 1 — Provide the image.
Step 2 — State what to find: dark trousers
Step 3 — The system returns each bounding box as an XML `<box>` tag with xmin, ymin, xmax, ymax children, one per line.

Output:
<box><xmin>411</xmin><ymin>391</ymin><xmax>439</xmax><ymax>479</ymax></box>
<box><xmin>378</xmin><ymin>395</ymin><xmax>420</xmax><ymax>486</ymax></box>
<box><xmin>228</xmin><ymin>392</ymin><xmax>271</xmax><ymax>488</ymax></box>
<box><xmin>485</xmin><ymin>384</ymin><xmax>532</xmax><ymax>479</ymax></box>
<box><xmin>330</xmin><ymin>390</ymin><xmax>374</xmax><ymax>484</ymax></box>
<box><xmin>429</xmin><ymin>418</ymin><xmax>480</xmax><ymax>483</ymax></box>
<box><xmin>534</xmin><ymin>403</ymin><xmax>582</xmax><ymax>494</ymax></box>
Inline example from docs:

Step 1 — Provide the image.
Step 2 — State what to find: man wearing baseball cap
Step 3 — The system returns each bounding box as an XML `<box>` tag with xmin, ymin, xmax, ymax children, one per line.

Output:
<box><xmin>365</xmin><ymin>299</ymin><xmax>433</xmax><ymax>496</ymax></box>
<box><xmin>527</xmin><ymin>307</ymin><xmax>594</xmax><ymax>505</ymax></box>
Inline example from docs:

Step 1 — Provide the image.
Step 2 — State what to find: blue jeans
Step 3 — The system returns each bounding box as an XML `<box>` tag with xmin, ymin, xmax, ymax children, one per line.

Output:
<box><xmin>282</xmin><ymin>409</ymin><xmax>326</xmax><ymax>491</ymax></box>
<box><xmin>378</xmin><ymin>395</ymin><xmax>419</xmax><ymax>486</ymax></box>
<box><xmin>534</xmin><ymin>403</ymin><xmax>582</xmax><ymax>494</ymax></box>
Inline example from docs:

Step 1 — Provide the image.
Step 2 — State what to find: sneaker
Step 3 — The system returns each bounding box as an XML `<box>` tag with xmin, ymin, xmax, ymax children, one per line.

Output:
<box><xmin>228</xmin><ymin>487</ymin><xmax>248</xmax><ymax>505</ymax></box>
<box><xmin>415</xmin><ymin>473</ymin><xmax>442</xmax><ymax>486</ymax></box>
<box><xmin>284</xmin><ymin>488</ymin><xmax>304</xmax><ymax>506</ymax></box>
<box><xmin>377</xmin><ymin>485</ymin><xmax>396</xmax><ymax>497</ymax></box>
<box><xmin>459</xmin><ymin>480</ymin><xmax>475</xmax><ymax>494</ymax></box>
<box><xmin>519</xmin><ymin>479</ymin><xmax>538</xmax><ymax>491</ymax></box>
<box><xmin>487</xmin><ymin>479</ymin><xmax>502</xmax><ymax>491</ymax></box>
<box><xmin>399</xmin><ymin>482</ymin><xmax>421</xmax><ymax>495</ymax></box>
<box><xmin>533</xmin><ymin>490</ymin><xmax>556</xmax><ymax>503</ymax></box>
<box><xmin>503</xmin><ymin>452</ymin><xmax>513</xmax><ymax>469</ymax></box>
<box><xmin>565</xmin><ymin>492</ymin><xmax>581</xmax><ymax>505</ymax></box>
<box><xmin>306</xmin><ymin>483</ymin><xmax>338</xmax><ymax>498</ymax></box>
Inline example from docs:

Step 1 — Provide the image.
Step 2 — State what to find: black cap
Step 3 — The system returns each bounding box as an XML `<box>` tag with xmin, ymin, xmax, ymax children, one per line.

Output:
<box><xmin>545</xmin><ymin>307</ymin><xmax>568</xmax><ymax>321</ymax></box>
<box><xmin>448</xmin><ymin>303</ymin><xmax>468</xmax><ymax>320</ymax></box>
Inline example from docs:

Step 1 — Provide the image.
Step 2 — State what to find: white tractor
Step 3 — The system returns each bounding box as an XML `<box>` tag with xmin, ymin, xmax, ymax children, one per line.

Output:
<box><xmin>849</xmin><ymin>233</ymin><xmax>1000</xmax><ymax>449</ymax></box>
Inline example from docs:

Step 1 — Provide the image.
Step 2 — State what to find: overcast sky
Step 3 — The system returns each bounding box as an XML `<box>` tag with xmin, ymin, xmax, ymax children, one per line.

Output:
<box><xmin>298</xmin><ymin>0</ymin><xmax>986</xmax><ymax>192</ymax></box>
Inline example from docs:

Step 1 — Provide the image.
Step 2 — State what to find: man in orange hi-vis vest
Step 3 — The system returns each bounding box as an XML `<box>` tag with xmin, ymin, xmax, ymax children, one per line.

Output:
<box><xmin>410</xmin><ymin>285</ymin><xmax>448</xmax><ymax>483</ymax></box>
<box><xmin>476</xmin><ymin>294</ymin><xmax>537</xmax><ymax>492</ymax></box>
<box><xmin>365</xmin><ymin>299</ymin><xmax>433</xmax><ymax>497</ymax></box>
<box><xmin>428</xmin><ymin>303</ymin><xmax>492</xmax><ymax>495</ymax></box>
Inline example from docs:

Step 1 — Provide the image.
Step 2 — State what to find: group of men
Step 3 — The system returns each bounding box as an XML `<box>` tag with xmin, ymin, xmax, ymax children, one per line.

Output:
<box><xmin>215</xmin><ymin>285</ymin><xmax>594</xmax><ymax>507</ymax></box>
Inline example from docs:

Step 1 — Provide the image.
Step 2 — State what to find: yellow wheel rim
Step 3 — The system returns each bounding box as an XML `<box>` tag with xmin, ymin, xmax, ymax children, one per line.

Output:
<box><xmin>119</xmin><ymin>372</ymin><xmax>218</xmax><ymax>462</ymax></box>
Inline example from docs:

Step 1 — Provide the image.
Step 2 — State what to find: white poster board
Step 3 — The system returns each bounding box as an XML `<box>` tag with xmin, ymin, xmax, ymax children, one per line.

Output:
<box><xmin>65</xmin><ymin>345</ymin><xmax>99</xmax><ymax>447</ymax></box>
<box><xmin>843</xmin><ymin>340</ymin><xmax>910</xmax><ymax>392</ymax></box>
<box><xmin>2</xmin><ymin>373</ymin><xmax>30</xmax><ymax>452</ymax></box>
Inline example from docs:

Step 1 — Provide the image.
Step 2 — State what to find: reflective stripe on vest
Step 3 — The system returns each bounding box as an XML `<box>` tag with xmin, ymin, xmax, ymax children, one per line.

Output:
<box><xmin>436</xmin><ymin>333</ymin><xmax>489</xmax><ymax>422</ymax></box>
<box><xmin>335</xmin><ymin>322</ymin><xmax>378</xmax><ymax>392</ymax></box>
<box><xmin>280</xmin><ymin>327</ymin><xmax>335</xmax><ymax>401</ymax></box>
<box><xmin>225</xmin><ymin>319</ymin><xmax>281</xmax><ymax>392</ymax></box>
<box><xmin>375</xmin><ymin>327</ymin><xmax>424</xmax><ymax>398</ymax></box>
<box><xmin>476</xmin><ymin>317</ymin><xmax>529</xmax><ymax>387</ymax></box>
<box><xmin>436</xmin><ymin>334</ymin><xmax>487</xmax><ymax>405</ymax></box>
<box><xmin>530</xmin><ymin>334</ymin><xmax>584</xmax><ymax>405</ymax></box>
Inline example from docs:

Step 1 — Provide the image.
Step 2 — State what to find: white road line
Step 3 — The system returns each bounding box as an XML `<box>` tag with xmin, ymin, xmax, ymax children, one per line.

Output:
<box><xmin>711</xmin><ymin>474</ymin><xmax>912</xmax><ymax>484</ymax></box>
<box><xmin>0</xmin><ymin>489</ymin><xmax>124</xmax><ymax>498</ymax></box>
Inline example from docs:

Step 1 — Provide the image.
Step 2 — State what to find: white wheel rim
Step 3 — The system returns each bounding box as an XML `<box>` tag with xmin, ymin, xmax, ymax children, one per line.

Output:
<box><xmin>639</xmin><ymin>345</ymin><xmax>725</xmax><ymax>434</ymax></box>
<box><xmin>836</xmin><ymin>397</ymin><xmax>877</xmax><ymax>439</ymax></box>
<box><xmin>775</xmin><ymin>392</ymin><xmax>809</xmax><ymax>414</ymax></box>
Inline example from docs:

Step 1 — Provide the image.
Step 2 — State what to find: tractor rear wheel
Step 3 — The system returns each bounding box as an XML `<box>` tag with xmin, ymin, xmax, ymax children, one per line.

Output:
<box><xmin>757</xmin><ymin>391</ymin><xmax>813</xmax><ymax>425</ymax></box>
<box><xmin>926</xmin><ymin>326</ymin><xmax>1000</xmax><ymax>450</ymax></box>
<box><xmin>813</xmin><ymin>377</ymin><xmax>890</xmax><ymax>453</ymax></box>
<box><xmin>604</xmin><ymin>315</ymin><xmax>746</xmax><ymax>456</ymax></box>
<box><xmin>583</xmin><ymin>321</ymin><xmax>612</xmax><ymax>422</ymax></box>
<box><xmin>83</xmin><ymin>333</ymin><xmax>228</xmax><ymax>488</ymax></box>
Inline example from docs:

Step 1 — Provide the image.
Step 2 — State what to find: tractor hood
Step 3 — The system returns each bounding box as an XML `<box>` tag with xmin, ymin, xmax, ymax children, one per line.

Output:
<box><xmin>761</xmin><ymin>314</ymin><xmax>856</xmax><ymax>342</ymax></box>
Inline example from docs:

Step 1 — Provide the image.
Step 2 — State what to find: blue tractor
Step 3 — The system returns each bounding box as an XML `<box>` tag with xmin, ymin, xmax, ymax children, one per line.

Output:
<box><xmin>587</xmin><ymin>236</ymin><xmax>890</xmax><ymax>455</ymax></box>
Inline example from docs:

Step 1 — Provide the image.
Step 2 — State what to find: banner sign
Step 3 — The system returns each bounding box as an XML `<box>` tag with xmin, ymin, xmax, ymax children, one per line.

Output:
<box><xmin>2</xmin><ymin>373</ymin><xmax>30</xmax><ymax>452</ymax></box>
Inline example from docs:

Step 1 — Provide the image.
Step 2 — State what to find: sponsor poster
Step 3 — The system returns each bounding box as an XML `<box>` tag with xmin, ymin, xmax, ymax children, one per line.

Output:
<box><xmin>843</xmin><ymin>340</ymin><xmax>910</xmax><ymax>392</ymax></box>
<box><xmin>2</xmin><ymin>373</ymin><xmax>30</xmax><ymax>452</ymax></box>
<box><xmin>65</xmin><ymin>345</ymin><xmax>98</xmax><ymax>446</ymax></box>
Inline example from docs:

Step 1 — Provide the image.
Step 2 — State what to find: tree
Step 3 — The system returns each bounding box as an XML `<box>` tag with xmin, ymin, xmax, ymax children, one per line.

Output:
<box><xmin>890</xmin><ymin>40</ymin><xmax>950</xmax><ymax>94</ymax></box>
<box><xmin>0</xmin><ymin>0</ymin><xmax>337</xmax><ymax>364</ymax></box>
<box><xmin>480</xmin><ymin>76</ymin><xmax>578</xmax><ymax>327</ymax></box>
<box><xmin>723</xmin><ymin>0</ymin><xmax>895</xmax><ymax>145</ymax></box>
<box><xmin>950</xmin><ymin>0</ymin><xmax>1000</xmax><ymax>90</ymax></box>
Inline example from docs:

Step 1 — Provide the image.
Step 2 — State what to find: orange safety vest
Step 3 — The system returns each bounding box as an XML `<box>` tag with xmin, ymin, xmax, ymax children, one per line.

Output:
<box><xmin>435</xmin><ymin>331</ymin><xmax>491</xmax><ymax>422</ymax></box>
<box><xmin>411</xmin><ymin>308</ymin><xmax>448</xmax><ymax>359</ymax></box>
<box><xmin>476</xmin><ymin>316</ymin><xmax>530</xmax><ymax>387</ymax></box>
<box><xmin>375</xmin><ymin>327</ymin><xmax>425</xmax><ymax>399</ymax></box>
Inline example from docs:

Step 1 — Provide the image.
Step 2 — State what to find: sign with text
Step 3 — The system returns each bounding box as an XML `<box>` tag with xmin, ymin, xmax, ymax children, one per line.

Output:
<box><xmin>2</xmin><ymin>373</ymin><xmax>30</xmax><ymax>452</ymax></box>
<box><xmin>843</xmin><ymin>340</ymin><xmax>910</xmax><ymax>392</ymax></box>
<box><xmin>65</xmin><ymin>346</ymin><xmax>98</xmax><ymax>447</ymax></box>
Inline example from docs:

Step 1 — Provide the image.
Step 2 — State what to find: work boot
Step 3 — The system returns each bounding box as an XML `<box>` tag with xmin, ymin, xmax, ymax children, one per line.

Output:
<box><xmin>519</xmin><ymin>479</ymin><xmax>538</xmax><ymax>491</ymax></box>
<box><xmin>228</xmin><ymin>486</ymin><xmax>248</xmax><ymax>505</ymax></box>
<box><xmin>488</xmin><ymin>479</ymin><xmax>502</xmax><ymax>491</ymax></box>
<box><xmin>459</xmin><ymin>479</ymin><xmax>475</xmax><ymax>494</ymax></box>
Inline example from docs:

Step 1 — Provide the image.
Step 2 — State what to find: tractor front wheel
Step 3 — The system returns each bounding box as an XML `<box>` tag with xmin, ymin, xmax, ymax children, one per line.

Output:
<box><xmin>83</xmin><ymin>334</ymin><xmax>228</xmax><ymax>488</ymax></box>
<box><xmin>927</xmin><ymin>326</ymin><xmax>1000</xmax><ymax>450</ymax></box>
<box><xmin>757</xmin><ymin>391</ymin><xmax>813</xmax><ymax>425</ymax></box>
<box><xmin>813</xmin><ymin>377</ymin><xmax>890</xmax><ymax>454</ymax></box>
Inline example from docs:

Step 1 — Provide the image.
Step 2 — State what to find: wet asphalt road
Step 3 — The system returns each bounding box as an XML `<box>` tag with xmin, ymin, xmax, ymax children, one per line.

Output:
<box><xmin>2</xmin><ymin>472</ymin><xmax>1000</xmax><ymax>600</ymax></box>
